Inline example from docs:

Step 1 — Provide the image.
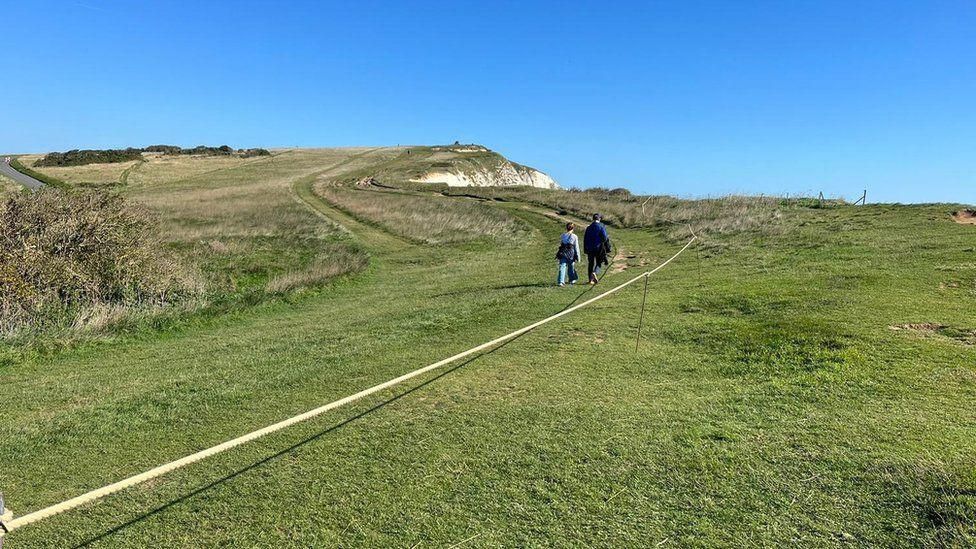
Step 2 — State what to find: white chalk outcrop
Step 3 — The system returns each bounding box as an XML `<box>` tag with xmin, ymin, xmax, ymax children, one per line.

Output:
<box><xmin>411</xmin><ymin>161</ymin><xmax>559</xmax><ymax>189</ymax></box>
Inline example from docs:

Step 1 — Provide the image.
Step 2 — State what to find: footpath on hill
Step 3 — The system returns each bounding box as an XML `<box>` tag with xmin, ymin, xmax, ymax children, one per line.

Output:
<box><xmin>0</xmin><ymin>154</ymin><xmax>687</xmax><ymax>547</ymax></box>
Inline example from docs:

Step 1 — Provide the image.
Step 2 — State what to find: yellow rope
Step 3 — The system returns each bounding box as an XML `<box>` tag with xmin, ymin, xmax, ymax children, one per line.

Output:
<box><xmin>0</xmin><ymin>236</ymin><xmax>696</xmax><ymax>536</ymax></box>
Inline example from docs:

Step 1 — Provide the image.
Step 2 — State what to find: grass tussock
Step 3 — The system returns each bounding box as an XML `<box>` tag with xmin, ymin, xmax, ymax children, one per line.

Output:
<box><xmin>316</xmin><ymin>186</ymin><xmax>527</xmax><ymax>244</ymax></box>
<box><xmin>0</xmin><ymin>189</ymin><xmax>202</xmax><ymax>337</ymax></box>
<box><xmin>266</xmin><ymin>248</ymin><xmax>368</xmax><ymax>294</ymax></box>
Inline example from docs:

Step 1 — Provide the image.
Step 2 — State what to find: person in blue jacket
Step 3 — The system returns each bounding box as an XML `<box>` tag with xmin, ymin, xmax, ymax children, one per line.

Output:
<box><xmin>583</xmin><ymin>213</ymin><xmax>611</xmax><ymax>284</ymax></box>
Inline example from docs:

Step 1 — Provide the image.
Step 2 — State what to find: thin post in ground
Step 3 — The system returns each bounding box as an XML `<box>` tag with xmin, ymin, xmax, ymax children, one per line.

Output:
<box><xmin>635</xmin><ymin>273</ymin><xmax>650</xmax><ymax>351</ymax></box>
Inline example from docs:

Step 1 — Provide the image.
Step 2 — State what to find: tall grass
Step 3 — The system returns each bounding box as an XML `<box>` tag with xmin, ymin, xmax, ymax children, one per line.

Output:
<box><xmin>127</xmin><ymin>149</ymin><xmax>376</xmax><ymax>295</ymax></box>
<box><xmin>315</xmin><ymin>185</ymin><xmax>527</xmax><ymax>244</ymax></box>
<box><xmin>440</xmin><ymin>186</ymin><xmax>786</xmax><ymax>241</ymax></box>
<box><xmin>266</xmin><ymin>248</ymin><xmax>369</xmax><ymax>294</ymax></box>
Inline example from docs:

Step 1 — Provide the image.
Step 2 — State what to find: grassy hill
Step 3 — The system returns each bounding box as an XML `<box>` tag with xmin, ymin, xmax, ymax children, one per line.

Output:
<box><xmin>321</xmin><ymin>144</ymin><xmax>559</xmax><ymax>188</ymax></box>
<box><xmin>1</xmin><ymin>148</ymin><xmax>974</xmax><ymax>546</ymax></box>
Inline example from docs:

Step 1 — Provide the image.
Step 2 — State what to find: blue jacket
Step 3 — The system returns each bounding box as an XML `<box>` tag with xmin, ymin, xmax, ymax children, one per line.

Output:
<box><xmin>583</xmin><ymin>222</ymin><xmax>609</xmax><ymax>253</ymax></box>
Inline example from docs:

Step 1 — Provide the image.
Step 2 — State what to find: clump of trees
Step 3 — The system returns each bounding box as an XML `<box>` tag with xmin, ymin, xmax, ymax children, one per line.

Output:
<box><xmin>0</xmin><ymin>189</ymin><xmax>199</xmax><ymax>335</ymax></box>
<box><xmin>35</xmin><ymin>145</ymin><xmax>271</xmax><ymax>167</ymax></box>
<box><xmin>35</xmin><ymin>148</ymin><xmax>144</xmax><ymax>167</ymax></box>
<box><xmin>145</xmin><ymin>144</ymin><xmax>270</xmax><ymax>157</ymax></box>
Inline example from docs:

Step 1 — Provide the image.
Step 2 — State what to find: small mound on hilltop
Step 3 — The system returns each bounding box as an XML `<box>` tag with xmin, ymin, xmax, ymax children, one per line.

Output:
<box><xmin>952</xmin><ymin>209</ymin><xmax>976</xmax><ymax>225</ymax></box>
<box><xmin>338</xmin><ymin>144</ymin><xmax>559</xmax><ymax>189</ymax></box>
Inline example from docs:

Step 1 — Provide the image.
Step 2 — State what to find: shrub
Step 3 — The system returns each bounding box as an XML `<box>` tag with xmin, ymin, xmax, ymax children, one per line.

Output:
<box><xmin>0</xmin><ymin>189</ymin><xmax>200</xmax><ymax>335</ymax></box>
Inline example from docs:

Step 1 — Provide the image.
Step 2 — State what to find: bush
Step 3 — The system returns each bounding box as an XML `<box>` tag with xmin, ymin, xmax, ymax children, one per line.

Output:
<box><xmin>0</xmin><ymin>189</ymin><xmax>199</xmax><ymax>335</ymax></box>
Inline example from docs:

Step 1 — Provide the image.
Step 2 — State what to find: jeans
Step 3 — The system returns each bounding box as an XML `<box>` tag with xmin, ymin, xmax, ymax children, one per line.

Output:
<box><xmin>557</xmin><ymin>259</ymin><xmax>578</xmax><ymax>285</ymax></box>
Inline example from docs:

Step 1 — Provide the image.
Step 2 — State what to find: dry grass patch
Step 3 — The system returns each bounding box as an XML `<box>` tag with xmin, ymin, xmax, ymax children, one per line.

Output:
<box><xmin>0</xmin><ymin>173</ymin><xmax>22</xmax><ymax>196</ymax></box>
<box><xmin>126</xmin><ymin>153</ymin><xmax>257</xmax><ymax>187</ymax></box>
<box><xmin>267</xmin><ymin>248</ymin><xmax>368</xmax><ymax>293</ymax></box>
<box><xmin>127</xmin><ymin>149</ymin><xmax>387</xmax><ymax>295</ymax></box>
<box><xmin>439</xmin><ymin>186</ymin><xmax>785</xmax><ymax>241</ymax></box>
<box><xmin>890</xmin><ymin>323</ymin><xmax>976</xmax><ymax>346</ymax></box>
<box><xmin>315</xmin><ymin>186</ymin><xmax>527</xmax><ymax>244</ymax></box>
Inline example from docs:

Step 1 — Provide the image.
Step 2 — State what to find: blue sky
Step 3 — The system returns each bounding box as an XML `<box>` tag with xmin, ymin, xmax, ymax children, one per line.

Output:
<box><xmin>2</xmin><ymin>1</ymin><xmax>973</xmax><ymax>203</ymax></box>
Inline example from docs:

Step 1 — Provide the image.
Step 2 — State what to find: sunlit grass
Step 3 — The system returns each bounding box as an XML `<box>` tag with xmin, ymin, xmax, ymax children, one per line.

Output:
<box><xmin>315</xmin><ymin>185</ymin><xmax>528</xmax><ymax>244</ymax></box>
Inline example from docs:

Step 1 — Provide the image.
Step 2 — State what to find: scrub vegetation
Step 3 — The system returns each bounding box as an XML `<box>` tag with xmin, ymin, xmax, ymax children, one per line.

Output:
<box><xmin>1</xmin><ymin>146</ymin><xmax>974</xmax><ymax>547</ymax></box>
<box><xmin>0</xmin><ymin>190</ymin><xmax>200</xmax><ymax>338</ymax></box>
<box><xmin>0</xmin><ymin>172</ymin><xmax>22</xmax><ymax>196</ymax></box>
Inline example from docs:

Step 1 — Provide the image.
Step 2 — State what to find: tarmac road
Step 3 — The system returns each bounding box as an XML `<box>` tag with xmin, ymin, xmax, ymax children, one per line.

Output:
<box><xmin>1</xmin><ymin>157</ymin><xmax>45</xmax><ymax>190</ymax></box>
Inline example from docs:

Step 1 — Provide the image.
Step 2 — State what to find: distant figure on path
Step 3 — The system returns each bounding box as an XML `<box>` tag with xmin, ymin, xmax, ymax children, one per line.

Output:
<box><xmin>555</xmin><ymin>222</ymin><xmax>580</xmax><ymax>286</ymax></box>
<box><xmin>583</xmin><ymin>213</ymin><xmax>611</xmax><ymax>284</ymax></box>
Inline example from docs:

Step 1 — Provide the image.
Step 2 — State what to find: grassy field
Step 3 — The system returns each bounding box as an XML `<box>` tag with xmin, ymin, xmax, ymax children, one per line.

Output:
<box><xmin>1</xmin><ymin>149</ymin><xmax>974</xmax><ymax>547</ymax></box>
<box><xmin>315</xmin><ymin>185</ymin><xmax>529</xmax><ymax>244</ymax></box>
<box><xmin>16</xmin><ymin>154</ymin><xmax>141</xmax><ymax>188</ymax></box>
<box><xmin>2</xmin><ymin>149</ymin><xmax>402</xmax><ymax>348</ymax></box>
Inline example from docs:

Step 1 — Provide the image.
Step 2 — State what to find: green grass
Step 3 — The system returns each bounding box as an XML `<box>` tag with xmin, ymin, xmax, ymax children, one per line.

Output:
<box><xmin>0</xmin><ymin>150</ymin><xmax>975</xmax><ymax>547</ymax></box>
<box><xmin>9</xmin><ymin>157</ymin><xmax>69</xmax><ymax>189</ymax></box>
<box><xmin>1</xmin><ymin>149</ymin><xmax>398</xmax><ymax>348</ymax></box>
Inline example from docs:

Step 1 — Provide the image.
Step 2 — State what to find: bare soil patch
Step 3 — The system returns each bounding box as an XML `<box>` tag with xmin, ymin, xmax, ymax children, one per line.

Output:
<box><xmin>952</xmin><ymin>209</ymin><xmax>976</xmax><ymax>225</ymax></box>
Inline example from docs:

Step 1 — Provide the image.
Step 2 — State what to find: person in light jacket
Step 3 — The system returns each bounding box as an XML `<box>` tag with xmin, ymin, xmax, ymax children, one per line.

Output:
<box><xmin>555</xmin><ymin>222</ymin><xmax>581</xmax><ymax>286</ymax></box>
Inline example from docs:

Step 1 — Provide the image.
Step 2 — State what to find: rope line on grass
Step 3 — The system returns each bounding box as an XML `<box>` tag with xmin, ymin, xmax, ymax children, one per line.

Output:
<box><xmin>0</xmin><ymin>236</ymin><xmax>697</xmax><ymax>539</ymax></box>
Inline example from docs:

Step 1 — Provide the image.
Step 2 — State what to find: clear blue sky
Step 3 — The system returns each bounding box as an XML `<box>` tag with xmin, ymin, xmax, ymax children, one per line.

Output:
<box><xmin>2</xmin><ymin>1</ymin><xmax>973</xmax><ymax>203</ymax></box>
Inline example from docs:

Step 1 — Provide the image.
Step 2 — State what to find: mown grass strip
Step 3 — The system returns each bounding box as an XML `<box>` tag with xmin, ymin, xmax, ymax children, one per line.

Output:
<box><xmin>9</xmin><ymin>158</ymin><xmax>69</xmax><ymax>190</ymax></box>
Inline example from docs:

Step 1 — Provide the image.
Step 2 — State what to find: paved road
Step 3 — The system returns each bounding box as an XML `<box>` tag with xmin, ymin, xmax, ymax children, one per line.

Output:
<box><xmin>1</xmin><ymin>157</ymin><xmax>45</xmax><ymax>190</ymax></box>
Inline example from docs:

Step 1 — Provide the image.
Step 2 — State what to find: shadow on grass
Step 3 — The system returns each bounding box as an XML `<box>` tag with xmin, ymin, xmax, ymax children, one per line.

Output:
<box><xmin>73</xmin><ymin>328</ymin><xmax>540</xmax><ymax>547</ymax></box>
<box><xmin>71</xmin><ymin>256</ymin><xmax>619</xmax><ymax>546</ymax></box>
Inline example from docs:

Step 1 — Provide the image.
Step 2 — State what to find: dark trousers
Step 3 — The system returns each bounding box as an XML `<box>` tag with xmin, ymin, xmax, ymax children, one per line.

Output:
<box><xmin>587</xmin><ymin>253</ymin><xmax>600</xmax><ymax>281</ymax></box>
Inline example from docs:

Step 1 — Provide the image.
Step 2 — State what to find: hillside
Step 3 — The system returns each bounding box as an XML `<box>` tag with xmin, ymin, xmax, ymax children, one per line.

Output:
<box><xmin>321</xmin><ymin>144</ymin><xmax>558</xmax><ymax>189</ymax></box>
<box><xmin>16</xmin><ymin>144</ymin><xmax>558</xmax><ymax>189</ymax></box>
<box><xmin>1</xmin><ymin>148</ymin><xmax>974</xmax><ymax>547</ymax></box>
